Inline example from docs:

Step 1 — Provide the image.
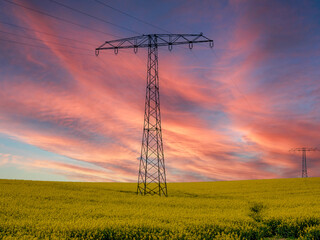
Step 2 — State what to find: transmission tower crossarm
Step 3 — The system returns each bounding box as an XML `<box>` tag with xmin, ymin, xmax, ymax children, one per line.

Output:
<box><xmin>290</xmin><ymin>147</ymin><xmax>319</xmax><ymax>152</ymax></box>
<box><xmin>95</xmin><ymin>33</ymin><xmax>213</xmax><ymax>55</ymax></box>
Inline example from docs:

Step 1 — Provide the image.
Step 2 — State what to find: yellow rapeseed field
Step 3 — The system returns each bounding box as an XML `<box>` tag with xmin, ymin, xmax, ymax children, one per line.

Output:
<box><xmin>0</xmin><ymin>177</ymin><xmax>319</xmax><ymax>239</ymax></box>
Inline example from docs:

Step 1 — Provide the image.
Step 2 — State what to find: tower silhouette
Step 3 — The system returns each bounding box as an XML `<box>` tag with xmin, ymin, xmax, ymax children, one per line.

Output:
<box><xmin>96</xmin><ymin>34</ymin><xmax>213</xmax><ymax>196</ymax></box>
<box><xmin>290</xmin><ymin>147</ymin><xmax>318</xmax><ymax>177</ymax></box>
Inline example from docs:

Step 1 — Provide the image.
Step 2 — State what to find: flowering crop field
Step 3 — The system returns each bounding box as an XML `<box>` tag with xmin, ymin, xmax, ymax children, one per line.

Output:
<box><xmin>0</xmin><ymin>178</ymin><xmax>319</xmax><ymax>239</ymax></box>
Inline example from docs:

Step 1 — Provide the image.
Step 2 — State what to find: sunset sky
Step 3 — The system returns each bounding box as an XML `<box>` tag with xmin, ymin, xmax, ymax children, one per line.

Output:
<box><xmin>0</xmin><ymin>0</ymin><xmax>319</xmax><ymax>182</ymax></box>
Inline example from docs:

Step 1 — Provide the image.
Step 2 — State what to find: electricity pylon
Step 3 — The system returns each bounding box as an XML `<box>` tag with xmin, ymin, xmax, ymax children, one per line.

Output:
<box><xmin>290</xmin><ymin>147</ymin><xmax>318</xmax><ymax>178</ymax></box>
<box><xmin>96</xmin><ymin>34</ymin><xmax>213</xmax><ymax>196</ymax></box>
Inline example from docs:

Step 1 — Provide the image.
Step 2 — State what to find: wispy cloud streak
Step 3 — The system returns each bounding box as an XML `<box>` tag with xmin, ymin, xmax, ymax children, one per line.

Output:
<box><xmin>0</xmin><ymin>0</ymin><xmax>319</xmax><ymax>181</ymax></box>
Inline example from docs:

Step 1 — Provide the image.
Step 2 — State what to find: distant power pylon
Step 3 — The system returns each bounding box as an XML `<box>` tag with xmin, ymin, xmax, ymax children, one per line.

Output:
<box><xmin>290</xmin><ymin>147</ymin><xmax>319</xmax><ymax>178</ymax></box>
<box><xmin>96</xmin><ymin>34</ymin><xmax>213</xmax><ymax>196</ymax></box>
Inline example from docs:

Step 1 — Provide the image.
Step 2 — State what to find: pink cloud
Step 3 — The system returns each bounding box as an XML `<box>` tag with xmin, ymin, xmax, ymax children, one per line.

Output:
<box><xmin>0</xmin><ymin>0</ymin><xmax>319</xmax><ymax>182</ymax></box>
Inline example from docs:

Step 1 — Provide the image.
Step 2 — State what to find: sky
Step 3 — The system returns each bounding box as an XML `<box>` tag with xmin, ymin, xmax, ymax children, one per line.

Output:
<box><xmin>0</xmin><ymin>0</ymin><xmax>320</xmax><ymax>182</ymax></box>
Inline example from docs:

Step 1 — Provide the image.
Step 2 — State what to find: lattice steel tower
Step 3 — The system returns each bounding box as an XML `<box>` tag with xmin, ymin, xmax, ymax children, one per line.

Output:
<box><xmin>96</xmin><ymin>34</ymin><xmax>213</xmax><ymax>196</ymax></box>
<box><xmin>290</xmin><ymin>147</ymin><xmax>318</xmax><ymax>178</ymax></box>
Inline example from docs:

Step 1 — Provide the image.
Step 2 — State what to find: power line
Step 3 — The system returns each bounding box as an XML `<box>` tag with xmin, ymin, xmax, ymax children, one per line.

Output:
<box><xmin>0</xmin><ymin>20</ymin><xmax>174</xmax><ymax>55</ymax></box>
<box><xmin>0</xmin><ymin>29</ymin><xmax>92</xmax><ymax>52</ymax></box>
<box><xmin>92</xmin><ymin>0</ymin><xmax>195</xmax><ymax>51</ymax></box>
<box><xmin>0</xmin><ymin>20</ymin><xmax>96</xmax><ymax>46</ymax></box>
<box><xmin>94</xmin><ymin>0</ymin><xmax>171</xmax><ymax>34</ymax></box>
<box><xmin>93</xmin><ymin>0</ymin><xmax>194</xmax><ymax>51</ymax></box>
<box><xmin>2</xmin><ymin>0</ymin><xmax>119</xmax><ymax>38</ymax></box>
<box><xmin>0</xmin><ymin>37</ymin><xmax>94</xmax><ymax>56</ymax></box>
<box><xmin>94</xmin><ymin>0</ymin><xmax>200</xmax><ymax>51</ymax></box>
<box><xmin>47</xmin><ymin>0</ymin><xmax>139</xmax><ymax>35</ymax></box>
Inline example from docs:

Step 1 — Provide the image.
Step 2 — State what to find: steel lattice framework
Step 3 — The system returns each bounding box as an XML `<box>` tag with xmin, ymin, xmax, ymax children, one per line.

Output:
<box><xmin>290</xmin><ymin>147</ymin><xmax>318</xmax><ymax>178</ymax></box>
<box><xmin>96</xmin><ymin>34</ymin><xmax>213</xmax><ymax>196</ymax></box>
